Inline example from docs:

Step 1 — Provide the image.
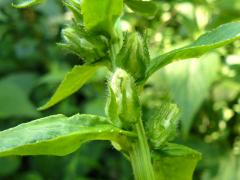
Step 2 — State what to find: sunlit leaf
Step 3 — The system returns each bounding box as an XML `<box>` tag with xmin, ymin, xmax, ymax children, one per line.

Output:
<box><xmin>146</xmin><ymin>22</ymin><xmax>240</xmax><ymax>79</ymax></box>
<box><xmin>0</xmin><ymin>114</ymin><xmax>135</xmax><ymax>157</ymax></box>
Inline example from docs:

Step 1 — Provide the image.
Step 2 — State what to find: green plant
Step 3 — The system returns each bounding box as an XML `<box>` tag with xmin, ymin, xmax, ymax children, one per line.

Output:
<box><xmin>1</xmin><ymin>0</ymin><xmax>240</xmax><ymax>179</ymax></box>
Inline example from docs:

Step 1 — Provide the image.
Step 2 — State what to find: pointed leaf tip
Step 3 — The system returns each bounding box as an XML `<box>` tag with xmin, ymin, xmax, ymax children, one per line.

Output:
<box><xmin>146</xmin><ymin>21</ymin><xmax>240</xmax><ymax>79</ymax></box>
<box><xmin>38</xmin><ymin>65</ymin><xmax>98</xmax><ymax>111</ymax></box>
<box><xmin>0</xmin><ymin>114</ymin><xmax>135</xmax><ymax>157</ymax></box>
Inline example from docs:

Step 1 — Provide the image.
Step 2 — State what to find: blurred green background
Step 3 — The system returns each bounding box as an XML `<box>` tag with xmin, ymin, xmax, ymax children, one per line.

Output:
<box><xmin>0</xmin><ymin>0</ymin><xmax>240</xmax><ymax>179</ymax></box>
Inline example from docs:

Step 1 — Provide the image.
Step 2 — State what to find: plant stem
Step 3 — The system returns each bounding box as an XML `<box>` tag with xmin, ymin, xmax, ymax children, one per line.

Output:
<box><xmin>129</xmin><ymin>119</ymin><xmax>155</xmax><ymax>180</ymax></box>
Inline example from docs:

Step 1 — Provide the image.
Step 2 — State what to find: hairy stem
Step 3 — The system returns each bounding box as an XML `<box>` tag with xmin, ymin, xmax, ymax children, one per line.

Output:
<box><xmin>129</xmin><ymin>119</ymin><xmax>155</xmax><ymax>180</ymax></box>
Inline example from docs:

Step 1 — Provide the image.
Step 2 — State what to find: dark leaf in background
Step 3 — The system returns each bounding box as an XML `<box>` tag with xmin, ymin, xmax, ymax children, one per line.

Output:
<box><xmin>0</xmin><ymin>81</ymin><xmax>39</xmax><ymax>119</ymax></box>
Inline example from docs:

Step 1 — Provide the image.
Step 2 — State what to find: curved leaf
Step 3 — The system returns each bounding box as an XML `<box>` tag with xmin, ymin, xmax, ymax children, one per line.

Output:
<box><xmin>39</xmin><ymin>65</ymin><xmax>98</xmax><ymax>110</ymax></box>
<box><xmin>12</xmin><ymin>0</ymin><xmax>43</xmax><ymax>8</ymax></box>
<box><xmin>0</xmin><ymin>114</ymin><xmax>135</xmax><ymax>157</ymax></box>
<box><xmin>146</xmin><ymin>22</ymin><xmax>240</xmax><ymax>79</ymax></box>
<box><xmin>152</xmin><ymin>143</ymin><xmax>201</xmax><ymax>180</ymax></box>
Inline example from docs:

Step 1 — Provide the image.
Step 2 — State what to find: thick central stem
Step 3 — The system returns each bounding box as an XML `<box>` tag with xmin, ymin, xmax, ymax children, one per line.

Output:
<box><xmin>129</xmin><ymin>119</ymin><xmax>155</xmax><ymax>180</ymax></box>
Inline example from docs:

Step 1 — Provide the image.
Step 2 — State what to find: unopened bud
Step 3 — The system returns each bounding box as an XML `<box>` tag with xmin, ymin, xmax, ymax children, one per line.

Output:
<box><xmin>115</xmin><ymin>32</ymin><xmax>150</xmax><ymax>81</ymax></box>
<box><xmin>146</xmin><ymin>103</ymin><xmax>180</xmax><ymax>148</ymax></box>
<box><xmin>105</xmin><ymin>68</ymin><xmax>141</xmax><ymax>129</ymax></box>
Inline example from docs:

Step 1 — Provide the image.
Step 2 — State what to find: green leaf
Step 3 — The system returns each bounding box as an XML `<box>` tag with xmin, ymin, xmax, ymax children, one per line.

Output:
<box><xmin>162</xmin><ymin>53</ymin><xmax>221</xmax><ymax>136</ymax></box>
<box><xmin>152</xmin><ymin>143</ymin><xmax>201</xmax><ymax>180</ymax></box>
<box><xmin>12</xmin><ymin>0</ymin><xmax>43</xmax><ymax>8</ymax></box>
<box><xmin>146</xmin><ymin>22</ymin><xmax>240</xmax><ymax>78</ymax></box>
<box><xmin>39</xmin><ymin>65</ymin><xmax>98</xmax><ymax>110</ymax></box>
<box><xmin>125</xmin><ymin>0</ymin><xmax>158</xmax><ymax>17</ymax></box>
<box><xmin>81</xmin><ymin>0</ymin><xmax>123</xmax><ymax>37</ymax></box>
<box><xmin>146</xmin><ymin>103</ymin><xmax>180</xmax><ymax>148</ymax></box>
<box><xmin>0</xmin><ymin>114</ymin><xmax>135</xmax><ymax>157</ymax></box>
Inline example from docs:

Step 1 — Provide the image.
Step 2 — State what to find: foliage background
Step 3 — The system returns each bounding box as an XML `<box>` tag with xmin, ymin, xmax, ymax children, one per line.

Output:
<box><xmin>0</xmin><ymin>0</ymin><xmax>239</xmax><ymax>179</ymax></box>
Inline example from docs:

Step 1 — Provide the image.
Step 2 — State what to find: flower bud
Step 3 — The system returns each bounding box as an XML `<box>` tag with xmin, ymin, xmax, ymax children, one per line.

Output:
<box><xmin>115</xmin><ymin>32</ymin><xmax>150</xmax><ymax>82</ymax></box>
<box><xmin>146</xmin><ymin>103</ymin><xmax>180</xmax><ymax>148</ymax></box>
<box><xmin>105</xmin><ymin>68</ymin><xmax>141</xmax><ymax>129</ymax></box>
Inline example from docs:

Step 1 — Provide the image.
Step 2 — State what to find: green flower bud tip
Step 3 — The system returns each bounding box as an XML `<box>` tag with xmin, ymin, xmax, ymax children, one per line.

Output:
<box><xmin>115</xmin><ymin>32</ymin><xmax>150</xmax><ymax>81</ymax></box>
